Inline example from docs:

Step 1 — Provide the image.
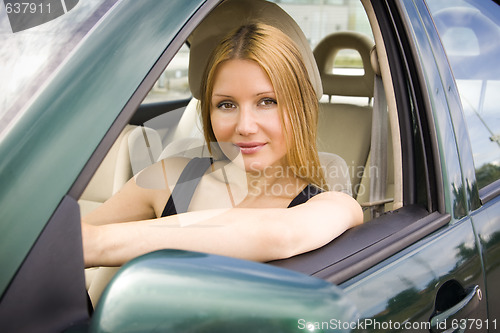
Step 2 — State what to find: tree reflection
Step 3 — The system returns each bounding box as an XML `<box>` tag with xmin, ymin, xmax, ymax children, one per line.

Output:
<box><xmin>476</xmin><ymin>163</ymin><xmax>500</xmax><ymax>189</ymax></box>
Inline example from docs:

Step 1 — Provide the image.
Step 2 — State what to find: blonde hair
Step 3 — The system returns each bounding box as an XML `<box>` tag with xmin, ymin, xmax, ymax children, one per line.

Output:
<box><xmin>200</xmin><ymin>23</ymin><xmax>326</xmax><ymax>189</ymax></box>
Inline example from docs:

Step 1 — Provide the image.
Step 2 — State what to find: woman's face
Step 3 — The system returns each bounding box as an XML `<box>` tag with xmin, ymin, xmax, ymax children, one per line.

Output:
<box><xmin>210</xmin><ymin>59</ymin><xmax>290</xmax><ymax>172</ymax></box>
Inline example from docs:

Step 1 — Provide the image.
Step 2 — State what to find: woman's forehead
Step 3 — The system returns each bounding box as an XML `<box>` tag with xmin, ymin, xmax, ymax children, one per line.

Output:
<box><xmin>212</xmin><ymin>59</ymin><xmax>275</xmax><ymax>97</ymax></box>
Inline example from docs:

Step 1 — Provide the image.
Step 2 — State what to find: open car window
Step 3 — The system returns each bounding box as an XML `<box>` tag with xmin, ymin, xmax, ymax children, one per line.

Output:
<box><xmin>79</xmin><ymin>0</ymin><xmax>439</xmax><ymax>305</ymax></box>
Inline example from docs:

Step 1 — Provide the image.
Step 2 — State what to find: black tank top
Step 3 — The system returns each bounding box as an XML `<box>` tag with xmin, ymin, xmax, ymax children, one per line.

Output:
<box><xmin>161</xmin><ymin>157</ymin><xmax>323</xmax><ymax>217</ymax></box>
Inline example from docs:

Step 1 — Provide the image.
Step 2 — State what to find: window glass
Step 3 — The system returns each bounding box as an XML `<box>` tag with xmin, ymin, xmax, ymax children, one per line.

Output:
<box><xmin>428</xmin><ymin>0</ymin><xmax>500</xmax><ymax>188</ymax></box>
<box><xmin>137</xmin><ymin>0</ymin><xmax>377</xmax><ymax>178</ymax></box>
<box><xmin>143</xmin><ymin>44</ymin><xmax>190</xmax><ymax>104</ymax></box>
<box><xmin>332</xmin><ymin>49</ymin><xmax>364</xmax><ymax>75</ymax></box>
<box><xmin>274</xmin><ymin>0</ymin><xmax>372</xmax><ymax>106</ymax></box>
<box><xmin>142</xmin><ymin>0</ymin><xmax>372</xmax><ymax>105</ymax></box>
<box><xmin>273</xmin><ymin>0</ymin><xmax>372</xmax><ymax>48</ymax></box>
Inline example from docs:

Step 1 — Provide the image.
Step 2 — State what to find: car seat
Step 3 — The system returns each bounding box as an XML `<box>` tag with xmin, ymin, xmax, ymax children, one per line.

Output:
<box><xmin>313</xmin><ymin>31</ymin><xmax>394</xmax><ymax>220</ymax></box>
<box><xmin>80</xmin><ymin>125</ymin><xmax>162</xmax><ymax>302</ymax></box>
<box><xmin>79</xmin><ymin>125</ymin><xmax>162</xmax><ymax>217</ymax></box>
<box><xmin>313</xmin><ymin>31</ymin><xmax>375</xmax><ymax>198</ymax></box>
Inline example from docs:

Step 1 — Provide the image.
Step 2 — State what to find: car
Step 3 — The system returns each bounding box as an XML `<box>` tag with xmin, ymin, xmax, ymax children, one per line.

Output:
<box><xmin>1</xmin><ymin>0</ymin><xmax>499</xmax><ymax>331</ymax></box>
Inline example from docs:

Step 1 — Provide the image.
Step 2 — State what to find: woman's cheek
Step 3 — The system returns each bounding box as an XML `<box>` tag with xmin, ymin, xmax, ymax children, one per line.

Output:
<box><xmin>211</xmin><ymin>116</ymin><xmax>234</xmax><ymax>142</ymax></box>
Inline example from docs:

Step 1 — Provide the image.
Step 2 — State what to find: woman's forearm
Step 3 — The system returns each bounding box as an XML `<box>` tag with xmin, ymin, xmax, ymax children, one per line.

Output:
<box><xmin>82</xmin><ymin>207</ymin><xmax>288</xmax><ymax>267</ymax></box>
<box><xmin>82</xmin><ymin>191</ymin><xmax>362</xmax><ymax>268</ymax></box>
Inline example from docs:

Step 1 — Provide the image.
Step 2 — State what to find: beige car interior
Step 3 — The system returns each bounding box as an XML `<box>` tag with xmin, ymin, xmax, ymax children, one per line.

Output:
<box><xmin>314</xmin><ymin>30</ymin><xmax>395</xmax><ymax>221</ymax></box>
<box><xmin>80</xmin><ymin>0</ymin><xmax>402</xmax><ymax>307</ymax></box>
<box><xmin>314</xmin><ymin>31</ymin><xmax>377</xmax><ymax>198</ymax></box>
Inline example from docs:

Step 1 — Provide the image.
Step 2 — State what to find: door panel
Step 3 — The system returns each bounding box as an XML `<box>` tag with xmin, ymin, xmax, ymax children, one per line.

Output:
<box><xmin>341</xmin><ymin>218</ymin><xmax>487</xmax><ymax>331</ymax></box>
<box><xmin>471</xmin><ymin>200</ymin><xmax>500</xmax><ymax>325</ymax></box>
<box><xmin>338</xmin><ymin>0</ymin><xmax>487</xmax><ymax>330</ymax></box>
<box><xmin>0</xmin><ymin>196</ymin><xmax>88</xmax><ymax>332</ymax></box>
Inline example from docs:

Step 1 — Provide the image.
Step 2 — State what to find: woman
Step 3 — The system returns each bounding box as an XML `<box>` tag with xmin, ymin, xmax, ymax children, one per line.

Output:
<box><xmin>82</xmin><ymin>23</ymin><xmax>362</xmax><ymax>268</ymax></box>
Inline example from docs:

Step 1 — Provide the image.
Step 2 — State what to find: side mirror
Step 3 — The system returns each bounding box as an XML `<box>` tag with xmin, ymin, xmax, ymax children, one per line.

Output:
<box><xmin>90</xmin><ymin>250</ymin><xmax>359</xmax><ymax>332</ymax></box>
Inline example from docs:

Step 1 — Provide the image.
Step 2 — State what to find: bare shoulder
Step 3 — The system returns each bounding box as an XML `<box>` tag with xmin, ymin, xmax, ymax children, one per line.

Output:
<box><xmin>305</xmin><ymin>190</ymin><xmax>363</xmax><ymax>227</ymax></box>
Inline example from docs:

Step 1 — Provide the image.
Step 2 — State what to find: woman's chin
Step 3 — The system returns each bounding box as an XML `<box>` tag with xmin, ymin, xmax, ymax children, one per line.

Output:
<box><xmin>245</xmin><ymin>159</ymin><xmax>278</xmax><ymax>174</ymax></box>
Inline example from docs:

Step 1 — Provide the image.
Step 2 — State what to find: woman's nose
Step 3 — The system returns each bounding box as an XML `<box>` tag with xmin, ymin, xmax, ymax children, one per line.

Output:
<box><xmin>235</xmin><ymin>106</ymin><xmax>258</xmax><ymax>136</ymax></box>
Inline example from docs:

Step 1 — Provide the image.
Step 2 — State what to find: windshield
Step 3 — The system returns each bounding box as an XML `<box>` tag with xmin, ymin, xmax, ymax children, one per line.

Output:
<box><xmin>0</xmin><ymin>0</ymin><xmax>118</xmax><ymax>135</ymax></box>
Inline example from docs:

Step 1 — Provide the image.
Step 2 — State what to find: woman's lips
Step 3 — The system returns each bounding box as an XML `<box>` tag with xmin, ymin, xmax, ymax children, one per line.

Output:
<box><xmin>235</xmin><ymin>142</ymin><xmax>266</xmax><ymax>154</ymax></box>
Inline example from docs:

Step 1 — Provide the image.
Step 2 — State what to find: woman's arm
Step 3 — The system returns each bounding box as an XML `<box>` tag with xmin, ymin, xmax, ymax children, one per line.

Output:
<box><xmin>82</xmin><ymin>191</ymin><xmax>362</xmax><ymax>267</ymax></box>
<box><xmin>82</xmin><ymin>157</ymin><xmax>189</xmax><ymax>225</ymax></box>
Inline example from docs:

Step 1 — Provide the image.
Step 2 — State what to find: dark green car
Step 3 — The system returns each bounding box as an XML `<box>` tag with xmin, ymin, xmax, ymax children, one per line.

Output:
<box><xmin>1</xmin><ymin>0</ymin><xmax>499</xmax><ymax>332</ymax></box>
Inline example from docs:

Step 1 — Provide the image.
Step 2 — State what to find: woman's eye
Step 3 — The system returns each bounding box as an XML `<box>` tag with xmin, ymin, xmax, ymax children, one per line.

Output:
<box><xmin>217</xmin><ymin>102</ymin><xmax>236</xmax><ymax>110</ymax></box>
<box><xmin>259</xmin><ymin>98</ymin><xmax>277</xmax><ymax>107</ymax></box>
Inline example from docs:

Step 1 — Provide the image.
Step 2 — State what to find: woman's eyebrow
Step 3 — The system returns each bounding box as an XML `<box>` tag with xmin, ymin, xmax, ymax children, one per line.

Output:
<box><xmin>256</xmin><ymin>91</ymin><xmax>275</xmax><ymax>96</ymax></box>
<box><xmin>212</xmin><ymin>91</ymin><xmax>275</xmax><ymax>98</ymax></box>
<box><xmin>212</xmin><ymin>93</ymin><xmax>233</xmax><ymax>98</ymax></box>
<box><xmin>212</xmin><ymin>90</ymin><xmax>275</xmax><ymax>97</ymax></box>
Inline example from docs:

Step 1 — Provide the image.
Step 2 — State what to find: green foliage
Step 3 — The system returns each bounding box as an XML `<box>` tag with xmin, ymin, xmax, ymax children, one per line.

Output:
<box><xmin>476</xmin><ymin>163</ymin><xmax>500</xmax><ymax>188</ymax></box>
<box><xmin>334</xmin><ymin>55</ymin><xmax>363</xmax><ymax>68</ymax></box>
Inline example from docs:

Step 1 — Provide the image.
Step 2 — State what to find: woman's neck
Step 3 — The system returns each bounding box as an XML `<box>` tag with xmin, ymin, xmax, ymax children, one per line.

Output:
<box><xmin>210</xmin><ymin>159</ymin><xmax>307</xmax><ymax>207</ymax></box>
<box><xmin>245</xmin><ymin>163</ymin><xmax>307</xmax><ymax>198</ymax></box>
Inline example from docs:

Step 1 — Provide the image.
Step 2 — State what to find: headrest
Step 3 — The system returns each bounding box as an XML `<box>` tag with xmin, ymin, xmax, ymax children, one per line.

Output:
<box><xmin>313</xmin><ymin>31</ymin><xmax>375</xmax><ymax>98</ymax></box>
<box><xmin>188</xmin><ymin>0</ymin><xmax>322</xmax><ymax>100</ymax></box>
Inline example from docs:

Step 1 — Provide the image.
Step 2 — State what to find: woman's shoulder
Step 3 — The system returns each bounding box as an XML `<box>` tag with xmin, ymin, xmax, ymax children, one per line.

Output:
<box><xmin>308</xmin><ymin>189</ymin><xmax>356</xmax><ymax>203</ymax></box>
<box><xmin>306</xmin><ymin>190</ymin><xmax>363</xmax><ymax>226</ymax></box>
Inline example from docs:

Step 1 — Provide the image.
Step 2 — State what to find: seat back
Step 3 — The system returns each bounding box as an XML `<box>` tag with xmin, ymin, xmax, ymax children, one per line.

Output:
<box><xmin>314</xmin><ymin>31</ymin><xmax>375</xmax><ymax>99</ymax></box>
<box><xmin>81</xmin><ymin>125</ymin><xmax>162</xmax><ymax>303</ymax></box>
<box><xmin>79</xmin><ymin>125</ymin><xmax>162</xmax><ymax>216</ymax></box>
<box><xmin>319</xmin><ymin>152</ymin><xmax>352</xmax><ymax>195</ymax></box>
<box><xmin>313</xmin><ymin>31</ymin><xmax>375</xmax><ymax>198</ymax></box>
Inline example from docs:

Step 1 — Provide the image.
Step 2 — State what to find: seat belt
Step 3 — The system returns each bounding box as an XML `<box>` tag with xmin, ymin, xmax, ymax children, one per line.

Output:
<box><xmin>365</xmin><ymin>47</ymin><xmax>390</xmax><ymax>219</ymax></box>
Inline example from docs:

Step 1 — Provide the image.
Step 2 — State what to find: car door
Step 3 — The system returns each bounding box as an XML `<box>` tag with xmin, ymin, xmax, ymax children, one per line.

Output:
<box><xmin>426</xmin><ymin>0</ymin><xmax>500</xmax><ymax>324</ymax></box>
<box><xmin>340</xmin><ymin>0</ymin><xmax>490</xmax><ymax>330</ymax></box>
